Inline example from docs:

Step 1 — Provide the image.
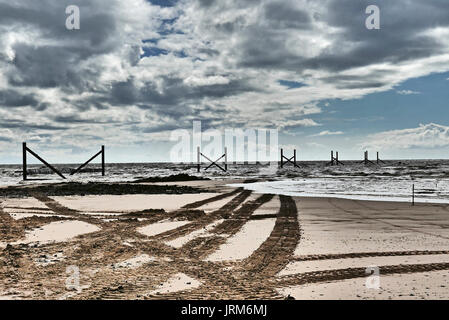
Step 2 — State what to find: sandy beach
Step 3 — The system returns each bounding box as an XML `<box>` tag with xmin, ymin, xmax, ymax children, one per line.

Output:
<box><xmin>1</xmin><ymin>178</ymin><xmax>449</xmax><ymax>300</ymax></box>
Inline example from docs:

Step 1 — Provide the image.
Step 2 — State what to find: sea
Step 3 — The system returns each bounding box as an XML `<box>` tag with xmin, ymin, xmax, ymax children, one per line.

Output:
<box><xmin>1</xmin><ymin>160</ymin><xmax>449</xmax><ymax>204</ymax></box>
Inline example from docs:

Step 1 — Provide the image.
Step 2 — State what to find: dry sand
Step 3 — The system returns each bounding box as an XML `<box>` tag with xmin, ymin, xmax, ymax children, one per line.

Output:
<box><xmin>205</xmin><ymin>219</ymin><xmax>276</xmax><ymax>262</ymax></box>
<box><xmin>149</xmin><ymin>273</ymin><xmax>202</xmax><ymax>295</ymax></box>
<box><xmin>276</xmin><ymin>270</ymin><xmax>449</xmax><ymax>300</ymax></box>
<box><xmin>51</xmin><ymin>193</ymin><xmax>216</xmax><ymax>213</ymax></box>
<box><xmin>1</xmin><ymin>180</ymin><xmax>449</xmax><ymax>300</ymax></box>
<box><xmin>294</xmin><ymin>197</ymin><xmax>449</xmax><ymax>255</ymax></box>
<box><xmin>20</xmin><ymin>220</ymin><xmax>101</xmax><ymax>245</ymax></box>
<box><xmin>251</xmin><ymin>195</ymin><xmax>280</xmax><ymax>216</ymax></box>
<box><xmin>164</xmin><ymin>219</ymin><xmax>224</xmax><ymax>248</ymax></box>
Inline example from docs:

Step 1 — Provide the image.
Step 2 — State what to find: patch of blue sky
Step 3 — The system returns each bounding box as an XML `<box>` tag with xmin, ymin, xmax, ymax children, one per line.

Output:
<box><xmin>141</xmin><ymin>46</ymin><xmax>169</xmax><ymax>58</ymax></box>
<box><xmin>289</xmin><ymin>71</ymin><xmax>449</xmax><ymax>137</ymax></box>
<box><xmin>278</xmin><ymin>80</ymin><xmax>306</xmax><ymax>89</ymax></box>
<box><xmin>146</xmin><ymin>0</ymin><xmax>179</xmax><ymax>7</ymax></box>
<box><xmin>142</xmin><ymin>38</ymin><xmax>158</xmax><ymax>44</ymax></box>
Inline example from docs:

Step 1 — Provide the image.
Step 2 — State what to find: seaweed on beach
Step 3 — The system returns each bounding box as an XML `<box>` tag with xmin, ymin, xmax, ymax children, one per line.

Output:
<box><xmin>133</xmin><ymin>173</ymin><xmax>210</xmax><ymax>183</ymax></box>
<box><xmin>0</xmin><ymin>182</ymin><xmax>205</xmax><ymax>198</ymax></box>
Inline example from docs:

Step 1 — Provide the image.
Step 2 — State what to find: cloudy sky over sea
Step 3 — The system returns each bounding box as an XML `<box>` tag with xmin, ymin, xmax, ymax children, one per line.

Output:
<box><xmin>0</xmin><ymin>0</ymin><xmax>449</xmax><ymax>163</ymax></box>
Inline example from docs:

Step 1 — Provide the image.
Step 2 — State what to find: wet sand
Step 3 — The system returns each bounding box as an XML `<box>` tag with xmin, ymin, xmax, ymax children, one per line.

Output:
<box><xmin>1</xmin><ymin>179</ymin><xmax>449</xmax><ymax>299</ymax></box>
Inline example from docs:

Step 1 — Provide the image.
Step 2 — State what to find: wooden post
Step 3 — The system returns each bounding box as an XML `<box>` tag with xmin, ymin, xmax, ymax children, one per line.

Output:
<box><xmin>377</xmin><ymin>152</ymin><xmax>379</xmax><ymax>164</ymax></box>
<box><xmin>224</xmin><ymin>147</ymin><xmax>228</xmax><ymax>171</ymax></box>
<box><xmin>197</xmin><ymin>147</ymin><xmax>200</xmax><ymax>172</ymax></box>
<box><xmin>331</xmin><ymin>151</ymin><xmax>334</xmax><ymax>166</ymax></box>
<box><xmin>281</xmin><ymin>148</ymin><xmax>284</xmax><ymax>168</ymax></box>
<box><xmin>22</xmin><ymin>142</ymin><xmax>27</xmax><ymax>181</ymax></box>
<box><xmin>101</xmin><ymin>145</ymin><xmax>105</xmax><ymax>176</ymax></box>
<box><xmin>294</xmin><ymin>149</ymin><xmax>297</xmax><ymax>167</ymax></box>
<box><xmin>336</xmin><ymin>151</ymin><xmax>339</xmax><ymax>164</ymax></box>
<box><xmin>412</xmin><ymin>184</ymin><xmax>415</xmax><ymax>206</ymax></box>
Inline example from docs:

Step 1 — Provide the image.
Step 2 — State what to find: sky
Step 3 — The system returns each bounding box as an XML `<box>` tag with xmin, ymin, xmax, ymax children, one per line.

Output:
<box><xmin>0</xmin><ymin>0</ymin><xmax>449</xmax><ymax>163</ymax></box>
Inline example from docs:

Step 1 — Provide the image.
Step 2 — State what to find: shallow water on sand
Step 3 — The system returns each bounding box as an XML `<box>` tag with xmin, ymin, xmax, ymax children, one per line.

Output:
<box><xmin>230</xmin><ymin>177</ymin><xmax>449</xmax><ymax>204</ymax></box>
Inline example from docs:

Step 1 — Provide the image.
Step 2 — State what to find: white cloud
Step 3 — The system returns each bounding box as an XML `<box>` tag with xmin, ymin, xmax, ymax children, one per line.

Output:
<box><xmin>281</xmin><ymin>119</ymin><xmax>321</xmax><ymax>128</ymax></box>
<box><xmin>184</xmin><ymin>75</ymin><xmax>230</xmax><ymax>87</ymax></box>
<box><xmin>362</xmin><ymin>123</ymin><xmax>449</xmax><ymax>150</ymax></box>
<box><xmin>397</xmin><ymin>90</ymin><xmax>421</xmax><ymax>95</ymax></box>
<box><xmin>311</xmin><ymin>130</ymin><xmax>343</xmax><ymax>137</ymax></box>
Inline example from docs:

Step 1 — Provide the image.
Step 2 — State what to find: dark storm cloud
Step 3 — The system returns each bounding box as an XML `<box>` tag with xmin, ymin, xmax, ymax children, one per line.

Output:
<box><xmin>0</xmin><ymin>89</ymin><xmax>38</xmax><ymax>107</ymax></box>
<box><xmin>319</xmin><ymin>0</ymin><xmax>449</xmax><ymax>69</ymax></box>
<box><xmin>197</xmin><ymin>0</ymin><xmax>217</xmax><ymax>8</ymax></box>
<box><xmin>234</xmin><ymin>0</ymin><xmax>449</xmax><ymax>79</ymax></box>
<box><xmin>0</xmin><ymin>120</ymin><xmax>69</xmax><ymax>131</ymax></box>
<box><xmin>0</xmin><ymin>2</ymin><xmax>116</xmax><ymax>45</ymax></box>
<box><xmin>4</xmin><ymin>0</ymin><xmax>446</xmax><ymax>114</ymax></box>
<box><xmin>1</xmin><ymin>0</ymin><xmax>449</xmax><ymax>151</ymax></box>
<box><xmin>52</xmin><ymin>115</ymin><xmax>119</xmax><ymax>124</ymax></box>
<box><xmin>111</xmin><ymin>76</ymin><xmax>258</xmax><ymax>110</ymax></box>
<box><xmin>264</xmin><ymin>1</ymin><xmax>311</xmax><ymax>29</ymax></box>
<box><xmin>0</xmin><ymin>1</ymin><xmax>119</xmax><ymax>92</ymax></box>
<box><xmin>10</xmin><ymin>44</ymin><xmax>92</xmax><ymax>89</ymax></box>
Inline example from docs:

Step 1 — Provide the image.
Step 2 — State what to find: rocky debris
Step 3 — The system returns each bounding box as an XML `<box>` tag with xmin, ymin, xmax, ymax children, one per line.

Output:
<box><xmin>134</xmin><ymin>174</ymin><xmax>210</xmax><ymax>183</ymax></box>
<box><xmin>0</xmin><ymin>182</ymin><xmax>204</xmax><ymax>198</ymax></box>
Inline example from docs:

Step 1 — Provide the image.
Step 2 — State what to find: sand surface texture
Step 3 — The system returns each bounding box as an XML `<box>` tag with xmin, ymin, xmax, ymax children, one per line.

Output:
<box><xmin>1</xmin><ymin>182</ymin><xmax>449</xmax><ymax>299</ymax></box>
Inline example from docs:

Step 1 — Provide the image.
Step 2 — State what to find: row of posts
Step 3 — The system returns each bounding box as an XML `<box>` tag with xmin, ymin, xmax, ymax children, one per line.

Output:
<box><xmin>195</xmin><ymin>148</ymin><xmax>385</xmax><ymax>171</ymax></box>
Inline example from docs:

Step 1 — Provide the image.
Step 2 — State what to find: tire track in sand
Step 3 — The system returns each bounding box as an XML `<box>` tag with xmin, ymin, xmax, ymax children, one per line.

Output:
<box><xmin>182</xmin><ymin>193</ymin><xmax>275</xmax><ymax>260</ymax></box>
<box><xmin>242</xmin><ymin>195</ymin><xmax>300</xmax><ymax>276</ymax></box>
<box><xmin>275</xmin><ymin>262</ymin><xmax>449</xmax><ymax>288</ymax></box>
<box><xmin>148</xmin><ymin>190</ymin><xmax>252</xmax><ymax>241</ymax></box>
<box><xmin>292</xmin><ymin>250</ymin><xmax>449</xmax><ymax>262</ymax></box>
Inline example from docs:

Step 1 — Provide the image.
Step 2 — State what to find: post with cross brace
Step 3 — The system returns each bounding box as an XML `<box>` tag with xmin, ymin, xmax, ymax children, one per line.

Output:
<box><xmin>327</xmin><ymin>150</ymin><xmax>344</xmax><ymax>166</ymax></box>
<box><xmin>197</xmin><ymin>147</ymin><xmax>228</xmax><ymax>173</ymax></box>
<box><xmin>280</xmin><ymin>148</ymin><xmax>300</xmax><ymax>168</ymax></box>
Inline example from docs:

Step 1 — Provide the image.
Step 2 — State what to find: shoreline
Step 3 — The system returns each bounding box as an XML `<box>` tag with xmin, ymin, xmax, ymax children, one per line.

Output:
<box><xmin>2</xmin><ymin>177</ymin><xmax>448</xmax><ymax>206</ymax></box>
